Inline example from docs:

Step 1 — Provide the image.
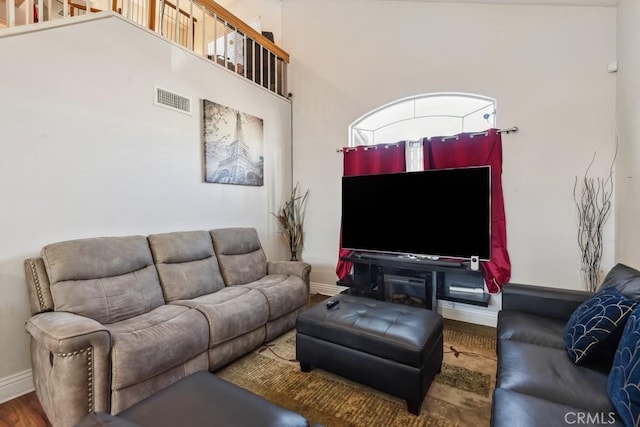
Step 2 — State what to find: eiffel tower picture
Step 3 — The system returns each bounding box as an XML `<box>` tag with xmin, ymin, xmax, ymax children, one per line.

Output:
<box><xmin>203</xmin><ymin>100</ymin><xmax>264</xmax><ymax>186</ymax></box>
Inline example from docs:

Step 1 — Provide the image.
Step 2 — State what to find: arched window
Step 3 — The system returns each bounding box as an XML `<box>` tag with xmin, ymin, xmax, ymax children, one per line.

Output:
<box><xmin>349</xmin><ymin>93</ymin><xmax>496</xmax><ymax>171</ymax></box>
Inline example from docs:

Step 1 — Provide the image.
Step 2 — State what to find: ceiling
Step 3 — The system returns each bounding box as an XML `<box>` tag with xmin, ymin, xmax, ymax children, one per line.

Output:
<box><xmin>218</xmin><ymin>0</ymin><xmax>619</xmax><ymax>4</ymax></box>
<box><xmin>214</xmin><ymin>0</ymin><xmax>620</xmax><ymax>10</ymax></box>
<box><xmin>390</xmin><ymin>0</ymin><xmax>619</xmax><ymax>6</ymax></box>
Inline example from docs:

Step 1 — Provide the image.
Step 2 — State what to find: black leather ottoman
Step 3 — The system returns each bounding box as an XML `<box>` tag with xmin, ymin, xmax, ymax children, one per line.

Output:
<box><xmin>296</xmin><ymin>294</ymin><xmax>443</xmax><ymax>415</ymax></box>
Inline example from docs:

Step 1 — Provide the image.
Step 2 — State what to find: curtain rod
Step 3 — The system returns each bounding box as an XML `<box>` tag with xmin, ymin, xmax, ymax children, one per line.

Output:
<box><xmin>335</xmin><ymin>126</ymin><xmax>518</xmax><ymax>152</ymax></box>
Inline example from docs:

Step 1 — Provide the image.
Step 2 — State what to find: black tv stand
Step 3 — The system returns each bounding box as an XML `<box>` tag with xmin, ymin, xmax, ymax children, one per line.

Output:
<box><xmin>354</xmin><ymin>252</ymin><xmax>464</xmax><ymax>268</ymax></box>
<box><xmin>338</xmin><ymin>252</ymin><xmax>490</xmax><ymax>308</ymax></box>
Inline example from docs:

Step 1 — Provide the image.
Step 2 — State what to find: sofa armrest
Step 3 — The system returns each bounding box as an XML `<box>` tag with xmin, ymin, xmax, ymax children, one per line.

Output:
<box><xmin>502</xmin><ymin>283</ymin><xmax>591</xmax><ymax>321</ymax></box>
<box><xmin>26</xmin><ymin>312</ymin><xmax>112</xmax><ymax>427</ymax></box>
<box><xmin>267</xmin><ymin>261</ymin><xmax>311</xmax><ymax>284</ymax></box>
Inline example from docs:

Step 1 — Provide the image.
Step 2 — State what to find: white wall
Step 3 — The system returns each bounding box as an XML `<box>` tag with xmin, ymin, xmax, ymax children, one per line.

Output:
<box><xmin>615</xmin><ymin>0</ymin><xmax>640</xmax><ymax>266</ymax></box>
<box><xmin>0</xmin><ymin>13</ymin><xmax>292</xmax><ymax>398</ymax></box>
<box><xmin>282</xmin><ymin>1</ymin><xmax>617</xmax><ymax>296</ymax></box>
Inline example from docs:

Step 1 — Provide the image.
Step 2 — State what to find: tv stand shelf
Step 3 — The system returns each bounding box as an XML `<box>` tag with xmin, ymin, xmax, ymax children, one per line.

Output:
<box><xmin>338</xmin><ymin>253</ymin><xmax>490</xmax><ymax>308</ymax></box>
<box><xmin>436</xmin><ymin>287</ymin><xmax>490</xmax><ymax>307</ymax></box>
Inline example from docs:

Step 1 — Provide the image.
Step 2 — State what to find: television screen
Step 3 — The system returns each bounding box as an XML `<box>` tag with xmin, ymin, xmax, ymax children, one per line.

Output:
<box><xmin>341</xmin><ymin>166</ymin><xmax>491</xmax><ymax>260</ymax></box>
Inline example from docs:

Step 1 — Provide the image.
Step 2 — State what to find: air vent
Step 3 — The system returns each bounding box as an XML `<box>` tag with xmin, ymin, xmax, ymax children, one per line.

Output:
<box><xmin>154</xmin><ymin>87</ymin><xmax>192</xmax><ymax>115</ymax></box>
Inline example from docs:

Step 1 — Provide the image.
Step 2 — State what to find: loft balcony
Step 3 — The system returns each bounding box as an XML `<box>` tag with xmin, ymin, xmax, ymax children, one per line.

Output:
<box><xmin>0</xmin><ymin>0</ymin><xmax>289</xmax><ymax>97</ymax></box>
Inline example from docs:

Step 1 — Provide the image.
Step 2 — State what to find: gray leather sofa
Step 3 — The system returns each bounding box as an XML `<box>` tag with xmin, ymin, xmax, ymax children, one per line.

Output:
<box><xmin>23</xmin><ymin>228</ymin><xmax>311</xmax><ymax>427</ymax></box>
<box><xmin>492</xmin><ymin>264</ymin><xmax>640</xmax><ymax>427</ymax></box>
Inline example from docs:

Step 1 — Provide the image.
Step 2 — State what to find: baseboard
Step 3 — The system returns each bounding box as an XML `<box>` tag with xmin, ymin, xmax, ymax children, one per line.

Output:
<box><xmin>310</xmin><ymin>282</ymin><xmax>345</xmax><ymax>296</ymax></box>
<box><xmin>310</xmin><ymin>282</ymin><xmax>497</xmax><ymax>327</ymax></box>
<box><xmin>0</xmin><ymin>369</ymin><xmax>34</xmax><ymax>404</ymax></box>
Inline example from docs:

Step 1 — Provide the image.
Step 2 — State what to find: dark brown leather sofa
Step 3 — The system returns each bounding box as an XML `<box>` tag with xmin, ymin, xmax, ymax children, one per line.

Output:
<box><xmin>75</xmin><ymin>371</ymin><xmax>312</xmax><ymax>427</ymax></box>
<box><xmin>491</xmin><ymin>264</ymin><xmax>640</xmax><ymax>427</ymax></box>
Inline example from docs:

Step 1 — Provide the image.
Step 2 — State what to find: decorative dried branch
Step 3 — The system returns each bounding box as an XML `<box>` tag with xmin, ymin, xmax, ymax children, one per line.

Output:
<box><xmin>573</xmin><ymin>150</ymin><xmax>615</xmax><ymax>292</ymax></box>
<box><xmin>272</xmin><ymin>183</ymin><xmax>309</xmax><ymax>261</ymax></box>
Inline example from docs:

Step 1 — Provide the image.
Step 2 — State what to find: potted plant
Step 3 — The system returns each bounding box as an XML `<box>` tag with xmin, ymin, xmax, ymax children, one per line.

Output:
<box><xmin>573</xmin><ymin>152</ymin><xmax>614</xmax><ymax>292</ymax></box>
<box><xmin>273</xmin><ymin>183</ymin><xmax>309</xmax><ymax>261</ymax></box>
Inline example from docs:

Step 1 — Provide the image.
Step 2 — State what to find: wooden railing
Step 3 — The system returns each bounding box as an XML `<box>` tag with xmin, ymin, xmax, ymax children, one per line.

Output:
<box><xmin>0</xmin><ymin>0</ymin><xmax>289</xmax><ymax>97</ymax></box>
<box><xmin>68</xmin><ymin>2</ymin><xmax>103</xmax><ymax>16</ymax></box>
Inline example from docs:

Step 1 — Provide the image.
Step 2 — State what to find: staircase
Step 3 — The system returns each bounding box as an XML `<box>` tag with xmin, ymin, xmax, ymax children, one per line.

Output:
<box><xmin>0</xmin><ymin>0</ymin><xmax>289</xmax><ymax>97</ymax></box>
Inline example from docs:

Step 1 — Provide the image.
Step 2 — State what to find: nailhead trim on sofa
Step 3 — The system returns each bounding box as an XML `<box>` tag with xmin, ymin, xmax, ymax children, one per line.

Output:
<box><xmin>55</xmin><ymin>347</ymin><xmax>94</xmax><ymax>412</ymax></box>
<box><xmin>28</xmin><ymin>259</ymin><xmax>46</xmax><ymax>312</ymax></box>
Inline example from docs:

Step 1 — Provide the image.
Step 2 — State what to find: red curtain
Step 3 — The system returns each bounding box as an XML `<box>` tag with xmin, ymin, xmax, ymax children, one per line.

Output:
<box><xmin>423</xmin><ymin>129</ymin><xmax>510</xmax><ymax>293</ymax></box>
<box><xmin>336</xmin><ymin>142</ymin><xmax>407</xmax><ymax>280</ymax></box>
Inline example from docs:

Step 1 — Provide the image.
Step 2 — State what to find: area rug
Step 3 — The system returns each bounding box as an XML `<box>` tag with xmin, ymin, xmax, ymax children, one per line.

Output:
<box><xmin>217</xmin><ymin>319</ymin><xmax>497</xmax><ymax>427</ymax></box>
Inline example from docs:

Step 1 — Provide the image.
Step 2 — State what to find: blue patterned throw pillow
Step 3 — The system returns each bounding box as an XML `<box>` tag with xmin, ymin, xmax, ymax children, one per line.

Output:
<box><xmin>608</xmin><ymin>306</ymin><xmax>640</xmax><ymax>427</ymax></box>
<box><xmin>564</xmin><ymin>287</ymin><xmax>638</xmax><ymax>364</ymax></box>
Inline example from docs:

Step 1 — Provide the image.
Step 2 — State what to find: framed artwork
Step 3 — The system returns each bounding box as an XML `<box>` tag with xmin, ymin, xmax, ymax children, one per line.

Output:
<box><xmin>202</xmin><ymin>99</ymin><xmax>264</xmax><ymax>186</ymax></box>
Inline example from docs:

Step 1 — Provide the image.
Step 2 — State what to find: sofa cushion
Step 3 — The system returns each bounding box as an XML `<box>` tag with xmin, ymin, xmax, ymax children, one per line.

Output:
<box><xmin>608</xmin><ymin>306</ymin><xmax>640</xmax><ymax>427</ymax></box>
<box><xmin>564</xmin><ymin>287</ymin><xmax>637</xmax><ymax>365</ymax></box>
<box><xmin>598</xmin><ymin>263</ymin><xmax>640</xmax><ymax>300</ymax></box>
<box><xmin>241</xmin><ymin>275</ymin><xmax>308</xmax><ymax>320</ymax></box>
<box><xmin>106</xmin><ymin>305</ymin><xmax>209</xmax><ymax>390</ymax></box>
<box><xmin>497</xmin><ymin>340</ymin><xmax>613</xmax><ymax>412</ymax></box>
<box><xmin>172</xmin><ymin>286</ymin><xmax>269</xmax><ymax>346</ymax></box>
<box><xmin>210</xmin><ymin>228</ymin><xmax>267</xmax><ymax>286</ymax></box>
<box><xmin>42</xmin><ymin>236</ymin><xmax>164</xmax><ymax>324</ymax></box>
<box><xmin>497</xmin><ymin>310</ymin><xmax>566</xmax><ymax>349</ymax></box>
<box><xmin>148</xmin><ymin>231</ymin><xmax>226</xmax><ymax>301</ymax></box>
<box><xmin>492</xmin><ymin>388</ymin><xmax>623</xmax><ymax>427</ymax></box>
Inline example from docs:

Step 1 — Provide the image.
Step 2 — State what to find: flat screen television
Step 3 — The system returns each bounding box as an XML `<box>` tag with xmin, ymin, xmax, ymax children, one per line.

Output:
<box><xmin>341</xmin><ymin>166</ymin><xmax>491</xmax><ymax>261</ymax></box>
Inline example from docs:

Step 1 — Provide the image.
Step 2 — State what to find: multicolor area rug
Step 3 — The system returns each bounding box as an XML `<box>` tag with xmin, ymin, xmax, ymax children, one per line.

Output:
<box><xmin>217</xmin><ymin>318</ymin><xmax>497</xmax><ymax>427</ymax></box>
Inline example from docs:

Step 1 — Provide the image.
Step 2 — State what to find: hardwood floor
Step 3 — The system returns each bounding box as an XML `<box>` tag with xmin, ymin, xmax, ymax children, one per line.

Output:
<box><xmin>0</xmin><ymin>294</ymin><xmax>331</xmax><ymax>426</ymax></box>
<box><xmin>0</xmin><ymin>391</ymin><xmax>50</xmax><ymax>427</ymax></box>
<box><xmin>309</xmin><ymin>293</ymin><xmax>330</xmax><ymax>305</ymax></box>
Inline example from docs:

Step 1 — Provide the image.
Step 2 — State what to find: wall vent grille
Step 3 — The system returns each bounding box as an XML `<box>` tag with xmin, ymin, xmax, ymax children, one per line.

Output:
<box><xmin>154</xmin><ymin>87</ymin><xmax>192</xmax><ymax>115</ymax></box>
